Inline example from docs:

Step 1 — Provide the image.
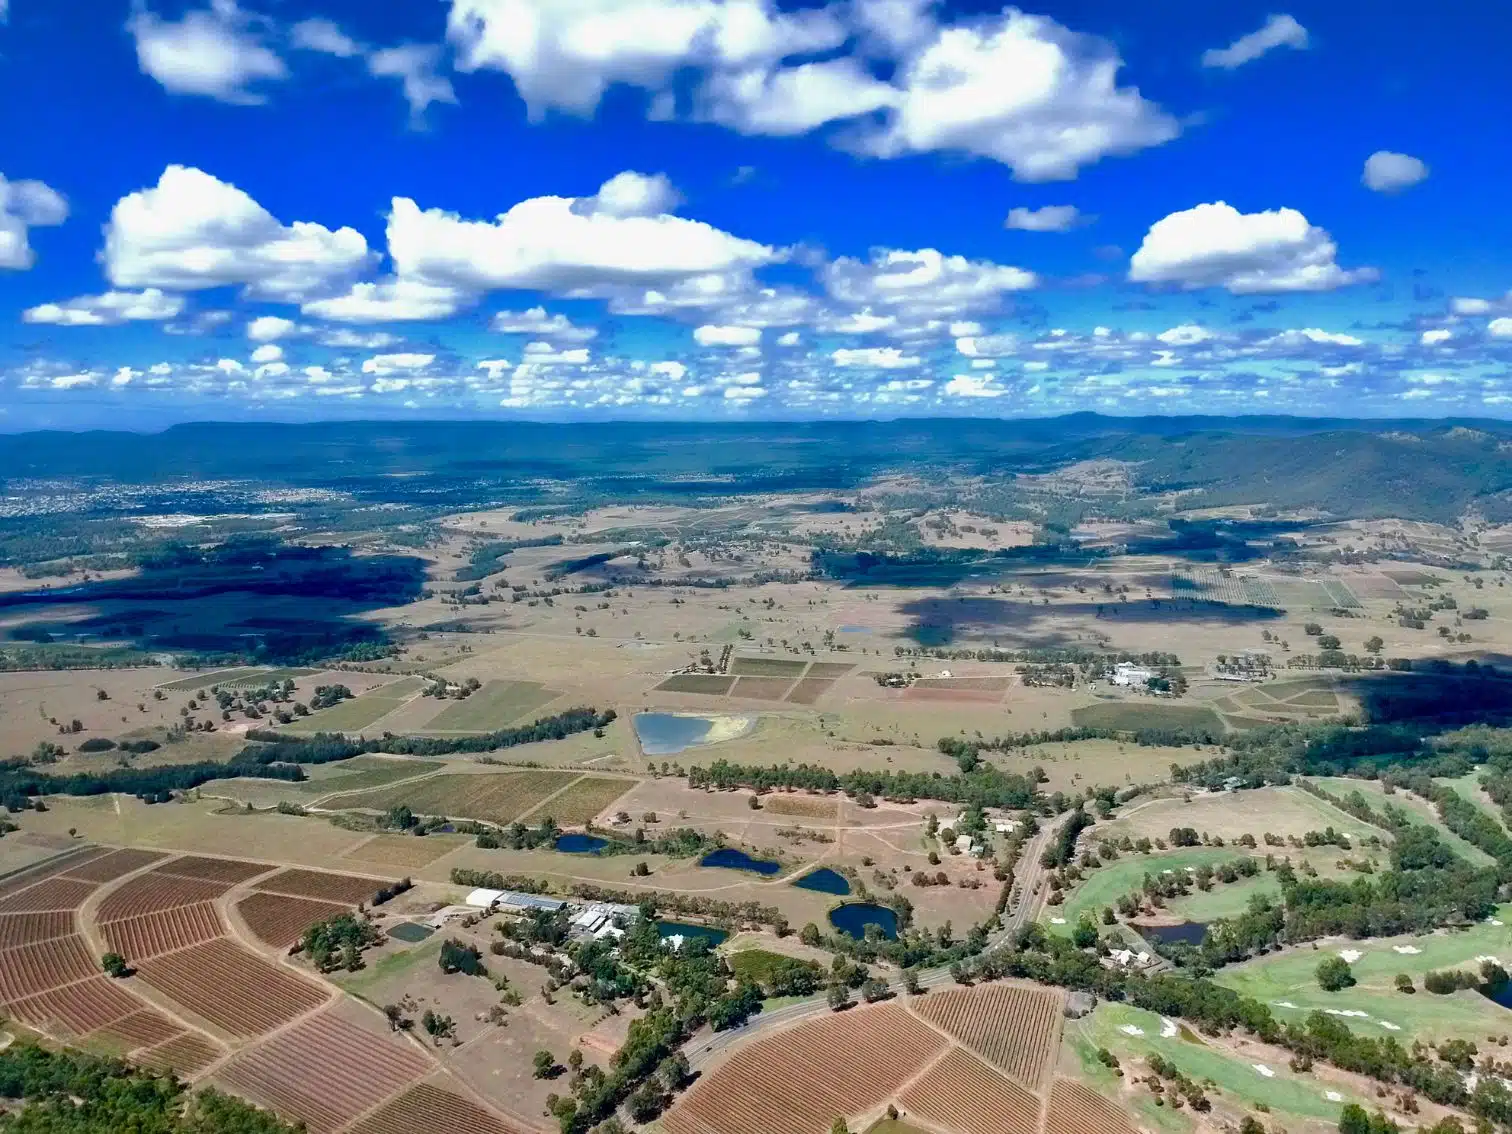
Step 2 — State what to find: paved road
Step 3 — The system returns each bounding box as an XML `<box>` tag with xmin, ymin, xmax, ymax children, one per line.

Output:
<box><xmin>687</xmin><ymin>812</ymin><xmax>1076</xmax><ymax>1073</ymax></box>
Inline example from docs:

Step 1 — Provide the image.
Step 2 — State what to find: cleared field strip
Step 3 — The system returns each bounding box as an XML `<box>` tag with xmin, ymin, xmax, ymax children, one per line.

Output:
<box><xmin>254</xmin><ymin>867</ymin><xmax>395</xmax><ymax>904</ymax></box>
<box><xmin>217</xmin><ymin>1009</ymin><xmax>431</xmax><ymax>1133</ymax></box>
<box><xmin>0</xmin><ymin>909</ymin><xmax>73</xmax><ymax>949</ymax></box>
<box><xmin>97</xmin><ymin>873</ymin><xmax>232</xmax><ymax>922</ymax></box>
<box><xmin>763</xmin><ymin>795</ymin><xmax>838</xmax><ymax>820</ymax></box>
<box><xmin>0</xmin><ymin>934</ymin><xmax>99</xmax><ymax>1001</ymax></box>
<box><xmin>238</xmin><ymin>892</ymin><xmax>350</xmax><ymax>949</ymax></box>
<box><xmin>424</xmin><ymin>679</ymin><xmax>562</xmax><ymax>731</ymax></box>
<box><xmin>1070</xmin><ymin>702</ymin><xmax>1225</xmax><ymax>733</ymax></box>
<box><xmin>729</xmin><ymin>657</ymin><xmax>809</xmax><ymax>678</ymax></box>
<box><xmin>60</xmin><ymin>848</ymin><xmax>167</xmax><ymax>883</ymax></box>
<box><xmin>519</xmin><ymin>775</ymin><xmax>636</xmax><ymax>826</ymax></box>
<box><xmin>92</xmin><ymin>1007</ymin><xmax>183</xmax><ymax>1050</ymax></box>
<box><xmin>102</xmin><ymin>902</ymin><xmax>225</xmax><ymax>961</ymax></box>
<box><xmin>139</xmin><ymin>1030</ymin><xmax>226</xmax><ymax>1076</ymax></box>
<box><xmin>288</xmin><ymin>677</ymin><xmax>426</xmax><ymax>733</ymax></box>
<box><xmin>303</xmin><ymin>759</ymin><xmax>444</xmax><ymax>798</ymax></box>
<box><xmin>663</xmin><ymin>1003</ymin><xmax>948</xmax><ymax>1134</ymax></box>
<box><xmin>656</xmin><ymin>673</ymin><xmax>735</xmax><ymax>695</ymax></box>
<box><xmin>730</xmin><ymin>675</ymin><xmax>796</xmax><ymax>700</ymax></box>
<box><xmin>914</xmin><ymin>676</ymin><xmax>1011</xmax><ymax>692</ymax></box>
<box><xmin>897</xmin><ymin>1048</ymin><xmax>1042</xmax><ymax>1134</ymax></box>
<box><xmin>326</xmin><ymin>769</ymin><xmax>582</xmax><ymax>826</ymax></box>
<box><xmin>1045</xmin><ymin>1077</ymin><xmax>1138</xmax><ymax>1134</ymax></box>
<box><xmin>136</xmin><ymin>938</ymin><xmax>327</xmax><ymax>1038</ymax></box>
<box><xmin>341</xmin><ymin>833</ymin><xmax>465</xmax><ymax>868</ymax></box>
<box><xmin>156</xmin><ymin>667</ymin><xmax>271</xmax><ymax>691</ymax></box>
<box><xmin>349</xmin><ymin>1083</ymin><xmax>524</xmax><ymax>1134</ymax></box>
<box><xmin>806</xmin><ymin>662</ymin><xmax>855</xmax><ymax>678</ymax></box>
<box><xmin>6</xmin><ymin>975</ymin><xmax>147</xmax><ymax>1038</ymax></box>
<box><xmin>902</xmin><ymin>686</ymin><xmax>1003</xmax><ymax>704</ymax></box>
<box><xmin>139</xmin><ymin>1030</ymin><xmax>227</xmax><ymax>1076</ymax></box>
<box><xmin>785</xmin><ymin>678</ymin><xmax>835</xmax><ymax>705</ymax></box>
<box><xmin>910</xmin><ymin>983</ymin><xmax>1063</xmax><ymax>1090</ymax></box>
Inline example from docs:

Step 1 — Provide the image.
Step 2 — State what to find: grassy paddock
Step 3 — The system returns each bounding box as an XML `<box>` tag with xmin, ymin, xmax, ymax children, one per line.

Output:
<box><xmin>425</xmin><ymin>680</ymin><xmax>562</xmax><ymax>731</ymax></box>
<box><xmin>324</xmin><ymin>769</ymin><xmax>583</xmax><ymax>825</ymax></box>
<box><xmin>729</xmin><ymin>656</ymin><xmax>809</xmax><ymax>678</ymax></box>
<box><xmin>1048</xmin><ymin>847</ymin><xmax>1250</xmax><ymax>933</ymax></box>
<box><xmin>283</xmin><ymin>676</ymin><xmax>424</xmax><ymax>733</ymax></box>
<box><xmin>1070</xmin><ymin>702</ymin><xmax>1225</xmax><ymax>734</ymax></box>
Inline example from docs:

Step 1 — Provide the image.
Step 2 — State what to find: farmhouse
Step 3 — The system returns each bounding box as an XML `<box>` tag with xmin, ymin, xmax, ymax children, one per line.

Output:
<box><xmin>1109</xmin><ymin>662</ymin><xmax>1156</xmax><ymax>687</ymax></box>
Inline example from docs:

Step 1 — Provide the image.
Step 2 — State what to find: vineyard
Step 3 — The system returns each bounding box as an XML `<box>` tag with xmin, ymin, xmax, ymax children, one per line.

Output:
<box><xmin>255</xmin><ymin>867</ymin><xmax>394</xmax><ymax>904</ymax></box>
<box><xmin>96</xmin><ymin>872</ymin><xmax>233</xmax><ymax>922</ymax></box>
<box><xmin>102</xmin><ymin>902</ymin><xmax>225</xmax><ymax>960</ymax></box>
<box><xmin>5</xmin><ymin>975</ymin><xmax>145</xmax><ymax>1036</ymax></box>
<box><xmin>663</xmin><ymin>1004</ymin><xmax>948</xmax><ymax>1134</ymax></box>
<box><xmin>237</xmin><ymin>892</ymin><xmax>350</xmax><ymax>949</ymax></box>
<box><xmin>136</xmin><ymin>937</ymin><xmax>327</xmax><ymax>1037</ymax></box>
<box><xmin>216</xmin><ymin>1009</ymin><xmax>430</xmax><ymax>1133</ymax></box>
<box><xmin>157</xmin><ymin>855</ymin><xmax>274</xmax><ymax>885</ymax></box>
<box><xmin>911</xmin><ymin>983</ymin><xmax>1063</xmax><ymax>1089</ymax></box>
<box><xmin>0</xmin><ymin>935</ymin><xmax>98</xmax><ymax>1001</ymax></box>
<box><xmin>898</xmin><ymin>1048</ymin><xmax>1042</xmax><ymax>1134</ymax></box>
<box><xmin>0</xmin><ymin>909</ymin><xmax>72</xmax><ymax>948</ymax></box>
<box><xmin>0</xmin><ymin>876</ymin><xmax>96</xmax><ymax>913</ymax></box>
<box><xmin>138</xmin><ymin>1031</ymin><xmax>226</xmax><ymax>1076</ymax></box>
<box><xmin>349</xmin><ymin>1084</ymin><xmax>521</xmax><ymax>1134</ymax></box>
<box><xmin>96</xmin><ymin>1007</ymin><xmax>184</xmax><ymax>1049</ymax></box>
<box><xmin>62</xmin><ymin>848</ymin><xmax>166</xmax><ymax>883</ymax></box>
<box><xmin>1045</xmin><ymin>1078</ymin><xmax>1137</xmax><ymax>1134</ymax></box>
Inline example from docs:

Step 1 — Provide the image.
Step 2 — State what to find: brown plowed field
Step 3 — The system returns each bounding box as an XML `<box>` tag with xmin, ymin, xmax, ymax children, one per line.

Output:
<box><xmin>349</xmin><ymin>1084</ymin><xmax>524</xmax><ymax>1134</ymax></box>
<box><xmin>94</xmin><ymin>1008</ymin><xmax>184</xmax><ymax>1049</ymax></box>
<box><xmin>663</xmin><ymin>1003</ymin><xmax>948</xmax><ymax>1134</ymax></box>
<box><xmin>136</xmin><ymin>938</ymin><xmax>327</xmax><ymax>1037</ymax></box>
<box><xmin>1045</xmin><ymin>1078</ymin><xmax>1138</xmax><ymax>1134</ymax></box>
<box><xmin>729</xmin><ymin>676</ymin><xmax>795</xmax><ymax>700</ymax></box>
<box><xmin>255</xmin><ymin>868</ymin><xmax>391</xmax><ymax>904</ymax></box>
<box><xmin>901</xmin><ymin>686</ymin><xmax>1003</xmax><ymax>703</ymax></box>
<box><xmin>0</xmin><ymin>935</ymin><xmax>99</xmax><ymax>1001</ymax></box>
<box><xmin>237</xmin><ymin>892</ymin><xmax>349</xmax><ymax>949</ymax></box>
<box><xmin>898</xmin><ymin>1048</ymin><xmax>1041</xmax><ymax>1134</ymax></box>
<box><xmin>96</xmin><ymin>874</ymin><xmax>230</xmax><ymax>922</ymax></box>
<box><xmin>217</xmin><ymin>1009</ymin><xmax>430</xmax><ymax>1132</ymax></box>
<box><xmin>0</xmin><ymin>877</ymin><xmax>97</xmax><ymax>914</ymax></box>
<box><xmin>0</xmin><ymin>910</ymin><xmax>73</xmax><ymax>949</ymax></box>
<box><xmin>5</xmin><ymin>975</ymin><xmax>144</xmax><ymax>1035</ymax></box>
<box><xmin>157</xmin><ymin>856</ymin><xmax>273</xmax><ymax>884</ymax></box>
<box><xmin>910</xmin><ymin>983</ymin><xmax>1063</xmax><ymax>1089</ymax></box>
<box><xmin>62</xmin><ymin>848</ymin><xmax>166</xmax><ymax>883</ymax></box>
<box><xmin>785</xmin><ymin>678</ymin><xmax>836</xmax><ymax>705</ymax></box>
<box><xmin>102</xmin><ymin>902</ymin><xmax>224</xmax><ymax>961</ymax></box>
<box><xmin>140</xmin><ymin>1031</ymin><xmax>225</xmax><ymax>1077</ymax></box>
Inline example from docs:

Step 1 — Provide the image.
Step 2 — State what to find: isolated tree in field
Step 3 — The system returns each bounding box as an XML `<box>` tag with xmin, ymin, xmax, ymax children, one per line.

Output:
<box><xmin>1394</xmin><ymin>973</ymin><xmax>1415</xmax><ymax>994</ymax></box>
<box><xmin>903</xmin><ymin>968</ymin><xmax>923</xmax><ymax>995</ymax></box>
<box><xmin>533</xmin><ymin>1049</ymin><xmax>560</xmax><ymax>1079</ymax></box>
<box><xmin>101</xmin><ymin>952</ymin><xmax>130</xmax><ymax>978</ymax></box>
<box><xmin>1365</xmin><ymin>635</ymin><xmax>1384</xmax><ymax>653</ymax></box>
<box><xmin>1317</xmin><ymin>956</ymin><xmax>1356</xmax><ymax>991</ymax></box>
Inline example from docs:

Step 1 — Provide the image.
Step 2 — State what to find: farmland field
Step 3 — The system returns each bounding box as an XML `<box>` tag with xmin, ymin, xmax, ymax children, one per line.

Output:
<box><xmin>1045</xmin><ymin>1078</ymin><xmax>1138</xmax><ymax>1134</ymax></box>
<box><xmin>6</xmin><ymin>974</ymin><xmax>147</xmax><ymax>1037</ymax></box>
<box><xmin>0</xmin><ymin>909</ymin><xmax>72</xmax><ymax>948</ymax></box>
<box><xmin>237</xmin><ymin>892</ymin><xmax>350</xmax><ymax>949</ymax></box>
<box><xmin>325</xmin><ymin>769</ymin><xmax>581</xmax><ymax>826</ymax></box>
<box><xmin>217</xmin><ymin>1008</ymin><xmax>429</xmax><ymax>1133</ymax></box>
<box><xmin>102</xmin><ymin>902</ymin><xmax>225</xmax><ymax>960</ymax></box>
<box><xmin>523</xmin><ymin>774</ymin><xmax>636</xmax><ymax>826</ymax></box>
<box><xmin>157</xmin><ymin>855</ymin><xmax>274</xmax><ymax>885</ymax></box>
<box><xmin>97</xmin><ymin>873</ymin><xmax>231</xmax><ymax>922</ymax></box>
<box><xmin>136</xmin><ymin>938</ymin><xmax>327</xmax><ymax>1037</ymax></box>
<box><xmin>92</xmin><ymin>1006</ymin><xmax>183</xmax><ymax>1050</ymax></box>
<box><xmin>340</xmin><ymin>833</ymin><xmax>466</xmax><ymax>868</ymax></box>
<box><xmin>807</xmin><ymin>662</ymin><xmax>855</xmax><ymax>678</ymax></box>
<box><xmin>138</xmin><ymin>1031</ymin><xmax>225</xmax><ymax>1076</ymax></box>
<box><xmin>0</xmin><ymin>876</ymin><xmax>97</xmax><ymax>913</ymax></box>
<box><xmin>1070</xmin><ymin>702</ymin><xmax>1225</xmax><ymax>733</ymax></box>
<box><xmin>425</xmin><ymin>679</ymin><xmax>562</xmax><ymax>730</ymax></box>
<box><xmin>909</xmin><ymin>983</ymin><xmax>1062</xmax><ymax>1088</ymax></box>
<box><xmin>663</xmin><ymin>1002</ymin><xmax>948</xmax><ymax>1134</ymax></box>
<box><xmin>350</xmin><ymin>1084</ymin><xmax>518</xmax><ymax>1134</ymax></box>
<box><xmin>656</xmin><ymin>673</ymin><xmax>736</xmax><ymax>694</ymax></box>
<box><xmin>0</xmin><ymin>934</ymin><xmax>98</xmax><ymax>1001</ymax></box>
<box><xmin>155</xmin><ymin>667</ymin><xmax>272</xmax><ymax>692</ymax></box>
<box><xmin>785</xmin><ymin>677</ymin><xmax>836</xmax><ymax>704</ymax></box>
<box><xmin>254</xmin><ymin>867</ymin><xmax>393</xmax><ymax>904</ymax></box>
<box><xmin>897</xmin><ymin>1048</ymin><xmax>1041</xmax><ymax>1134</ymax></box>
<box><xmin>730</xmin><ymin>656</ymin><xmax>809</xmax><ymax>677</ymax></box>
<box><xmin>283</xmin><ymin>676</ymin><xmax>424</xmax><ymax>733</ymax></box>
<box><xmin>61</xmin><ymin>848</ymin><xmax>166</xmax><ymax>883</ymax></box>
<box><xmin>730</xmin><ymin>675</ymin><xmax>796</xmax><ymax>699</ymax></box>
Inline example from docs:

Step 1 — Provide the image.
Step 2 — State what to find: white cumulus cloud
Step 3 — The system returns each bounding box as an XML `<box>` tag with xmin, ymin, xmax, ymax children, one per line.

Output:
<box><xmin>302</xmin><ymin>278</ymin><xmax>468</xmax><ymax>322</ymax></box>
<box><xmin>127</xmin><ymin>0</ymin><xmax>287</xmax><ymax>104</ymax></box>
<box><xmin>368</xmin><ymin>44</ymin><xmax>458</xmax><ymax>126</ymax></box>
<box><xmin>105</xmin><ymin>165</ymin><xmax>373</xmax><ymax>300</ymax></box>
<box><xmin>1201</xmin><ymin>14</ymin><xmax>1308</xmax><ymax>69</ymax></box>
<box><xmin>22</xmin><ymin>288</ymin><xmax>184</xmax><ymax>326</ymax></box>
<box><xmin>1005</xmin><ymin>205</ymin><xmax>1082</xmax><ymax>232</ymax></box>
<box><xmin>491</xmin><ymin>306</ymin><xmax>597</xmax><ymax>342</ymax></box>
<box><xmin>824</xmin><ymin>247</ymin><xmax>1036</xmax><ymax>315</ymax></box>
<box><xmin>1129</xmin><ymin>201</ymin><xmax>1375</xmax><ymax>294</ymax></box>
<box><xmin>290</xmin><ymin>17</ymin><xmax>362</xmax><ymax>57</ymax></box>
<box><xmin>1489</xmin><ymin>318</ymin><xmax>1512</xmax><ymax>339</ymax></box>
<box><xmin>694</xmin><ymin>324</ymin><xmax>761</xmax><ymax>347</ymax></box>
<box><xmin>0</xmin><ymin>174</ymin><xmax>68</xmax><ymax>270</ymax></box>
<box><xmin>361</xmin><ymin>352</ymin><xmax>435</xmax><ymax>375</ymax></box>
<box><xmin>832</xmin><ymin>346</ymin><xmax>921</xmax><ymax>368</ymax></box>
<box><xmin>247</xmin><ymin>314</ymin><xmax>297</xmax><ymax>341</ymax></box>
<box><xmin>1362</xmin><ymin>151</ymin><xmax>1429</xmax><ymax>193</ymax></box>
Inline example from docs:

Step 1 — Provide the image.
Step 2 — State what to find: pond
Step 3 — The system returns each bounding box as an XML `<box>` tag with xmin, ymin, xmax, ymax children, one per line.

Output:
<box><xmin>633</xmin><ymin>712</ymin><xmax>754</xmax><ymax>756</ymax></box>
<box><xmin>387</xmin><ymin>922</ymin><xmax>434</xmax><ymax>943</ymax></box>
<box><xmin>554</xmin><ymin>833</ymin><xmax>609</xmax><ymax>854</ymax></box>
<box><xmin>699</xmin><ymin>848</ymin><xmax>781</xmax><ymax>875</ymax></box>
<box><xmin>792</xmin><ymin>867</ymin><xmax>851</xmax><ymax>895</ymax></box>
<box><xmin>829</xmin><ymin>902</ymin><xmax>899</xmax><ymax>941</ymax></box>
<box><xmin>657</xmin><ymin>921</ymin><xmax>729</xmax><ymax>948</ymax></box>
<box><xmin>1481</xmin><ymin>980</ymin><xmax>1512</xmax><ymax>1009</ymax></box>
<box><xmin>1132</xmin><ymin>920</ymin><xmax>1209</xmax><ymax>946</ymax></box>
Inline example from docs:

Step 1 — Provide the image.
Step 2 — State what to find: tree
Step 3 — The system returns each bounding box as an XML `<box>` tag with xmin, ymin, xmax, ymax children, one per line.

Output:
<box><xmin>1317</xmin><ymin>956</ymin><xmax>1356</xmax><ymax>991</ymax></box>
<box><xmin>830</xmin><ymin>1120</ymin><xmax>850</xmax><ymax>1134</ymax></box>
<box><xmin>1072</xmin><ymin>919</ymin><xmax>1099</xmax><ymax>949</ymax></box>
<box><xmin>1394</xmin><ymin>972</ymin><xmax>1415</xmax><ymax>993</ymax></box>
<box><xmin>1365</xmin><ymin>636</ymin><xmax>1384</xmax><ymax>654</ymax></box>
<box><xmin>1239</xmin><ymin>1118</ymin><xmax>1265</xmax><ymax>1134</ymax></box>
<box><xmin>827</xmin><ymin>984</ymin><xmax>851</xmax><ymax>1011</ymax></box>
<box><xmin>533</xmin><ymin>1049</ymin><xmax>560</xmax><ymax>1079</ymax></box>
<box><xmin>903</xmin><ymin>968</ymin><xmax>923</xmax><ymax>995</ymax></box>
<box><xmin>101</xmin><ymin>952</ymin><xmax>130</xmax><ymax>978</ymax></box>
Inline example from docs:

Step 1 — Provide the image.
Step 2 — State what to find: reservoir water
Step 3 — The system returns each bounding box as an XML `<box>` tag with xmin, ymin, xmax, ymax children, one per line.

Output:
<box><xmin>792</xmin><ymin>868</ymin><xmax>851</xmax><ymax>895</ymax></box>
<box><xmin>633</xmin><ymin>712</ymin><xmax>752</xmax><ymax>756</ymax></box>
<box><xmin>1133</xmin><ymin>921</ymin><xmax>1209</xmax><ymax>946</ymax></box>
<box><xmin>699</xmin><ymin>848</ymin><xmax>781</xmax><ymax>875</ymax></box>
<box><xmin>829</xmin><ymin>902</ymin><xmax>899</xmax><ymax>940</ymax></box>
<box><xmin>658</xmin><ymin>921</ymin><xmax>729</xmax><ymax>948</ymax></box>
<box><xmin>554</xmin><ymin>834</ymin><xmax>609</xmax><ymax>854</ymax></box>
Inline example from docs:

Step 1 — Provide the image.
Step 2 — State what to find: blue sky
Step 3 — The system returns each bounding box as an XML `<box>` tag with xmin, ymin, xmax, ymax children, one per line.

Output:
<box><xmin>1</xmin><ymin>0</ymin><xmax>1509</xmax><ymax>428</ymax></box>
